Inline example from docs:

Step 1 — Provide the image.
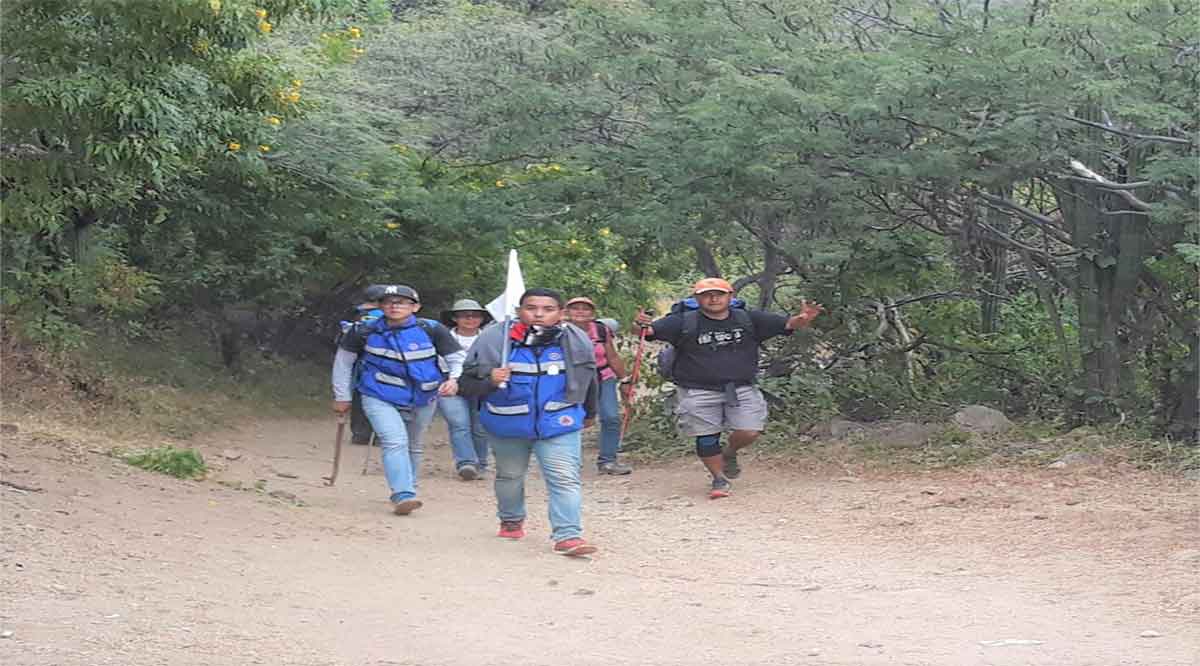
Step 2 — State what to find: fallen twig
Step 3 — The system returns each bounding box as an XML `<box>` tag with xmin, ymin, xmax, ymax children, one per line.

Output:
<box><xmin>1</xmin><ymin>479</ymin><xmax>43</xmax><ymax>493</ymax></box>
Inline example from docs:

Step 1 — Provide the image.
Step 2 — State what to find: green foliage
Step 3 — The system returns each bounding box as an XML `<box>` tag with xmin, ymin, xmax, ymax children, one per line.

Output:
<box><xmin>120</xmin><ymin>446</ymin><xmax>208</xmax><ymax>479</ymax></box>
<box><xmin>4</xmin><ymin>0</ymin><xmax>1197</xmax><ymax>443</ymax></box>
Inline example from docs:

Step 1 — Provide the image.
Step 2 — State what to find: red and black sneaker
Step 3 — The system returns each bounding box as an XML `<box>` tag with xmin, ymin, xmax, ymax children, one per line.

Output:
<box><xmin>709</xmin><ymin>476</ymin><xmax>732</xmax><ymax>499</ymax></box>
<box><xmin>497</xmin><ymin>520</ymin><xmax>525</xmax><ymax>539</ymax></box>
<box><xmin>553</xmin><ymin>538</ymin><xmax>598</xmax><ymax>557</ymax></box>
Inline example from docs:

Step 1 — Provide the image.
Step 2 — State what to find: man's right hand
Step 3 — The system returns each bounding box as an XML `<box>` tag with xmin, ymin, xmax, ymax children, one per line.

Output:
<box><xmin>634</xmin><ymin>309</ymin><xmax>654</xmax><ymax>330</ymax></box>
<box><xmin>332</xmin><ymin>400</ymin><xmax>351</xmax><ymax>414</ymax></box>
<box><xmin>490</xmin><ymin>368</ymin><xmax>512</xmax><ymax>386</ymax></box>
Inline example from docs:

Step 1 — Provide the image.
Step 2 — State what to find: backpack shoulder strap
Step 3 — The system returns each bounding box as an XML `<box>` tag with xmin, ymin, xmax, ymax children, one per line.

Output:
<box><xmin>678</xmin><ymin>310</ymin><xmax>701</xmax><ymax>348</ymax></box>
<box><xmin>414</xmin><ymin>318</ymin><xmax>440</xmax><ymax>340</ymax></box>
<box><xmin>732</xmin><ymin>308</ymin><xmax>757</xmax><ymax>342</ymax></box>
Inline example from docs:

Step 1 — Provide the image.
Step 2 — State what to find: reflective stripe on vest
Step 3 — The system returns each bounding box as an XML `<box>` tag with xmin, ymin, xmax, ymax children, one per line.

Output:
<box><xmin>486</xmin><ymin>403</ymin><xmax>531</xmax><ymax>415</ymax></box>
<box><xmin>508</xmin><ymin>361</ymin><xmax>567</xmax><ymax>375</ymax></box>
<box><xmin>364</xmin><ymin>345</ymin><xmax>437</xmax><ymax>362</ymax></box>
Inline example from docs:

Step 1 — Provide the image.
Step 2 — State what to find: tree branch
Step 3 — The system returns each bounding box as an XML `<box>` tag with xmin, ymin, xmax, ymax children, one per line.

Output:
<box><xmin>1058</xmin><ymin>114</ymin><xmax>1195</xmax><ymax>147</ymax></box>
<box><xmin>1067</xmin><ymin>159</ymin><xmax>1154</xmax><ymax>211</ymax></box>
<box><xmin>976</xmin><ymin>191</ymin><xmax>1073</xmax><ymax>243</ymax></box>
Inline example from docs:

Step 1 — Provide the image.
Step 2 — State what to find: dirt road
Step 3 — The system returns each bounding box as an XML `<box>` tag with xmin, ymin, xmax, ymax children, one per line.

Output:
<box><xmin>2</xmin><ymin>416</ymin><xmax>1197</xmax><ymax>665</ymax></box>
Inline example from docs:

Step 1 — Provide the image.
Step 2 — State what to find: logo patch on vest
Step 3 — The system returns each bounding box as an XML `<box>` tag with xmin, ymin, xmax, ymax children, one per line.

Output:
<box><xmin>548</xmin><ymin>352</ymin><xmax>562</xmax><ymax>360</ymax></box>
<box><xmin>408</xmin><ymin>343</ymin><xmax>420</xmax><ymax>350</ymax></box>
<box><xmin>557</xmin><ymin>414</ymin><xmax>575</xmax><ymax>427</ymax></box>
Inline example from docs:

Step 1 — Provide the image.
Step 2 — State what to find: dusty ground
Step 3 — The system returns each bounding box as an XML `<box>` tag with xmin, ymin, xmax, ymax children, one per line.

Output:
<box><xmin>1</xmin><ymin>415</ymin><xmax>1198</xmax><ymax>666</ymax></box>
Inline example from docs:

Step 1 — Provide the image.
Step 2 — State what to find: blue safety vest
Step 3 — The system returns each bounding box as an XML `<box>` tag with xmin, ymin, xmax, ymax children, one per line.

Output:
<box><xmin>480</xmin><ymin>341</ymin><xmax>585</xmax><ymax>440</ymax></box>
<box><xmin>356</xmin><ymin>316</ymin><xmax>444</xmax><ymax>408</ymax></box>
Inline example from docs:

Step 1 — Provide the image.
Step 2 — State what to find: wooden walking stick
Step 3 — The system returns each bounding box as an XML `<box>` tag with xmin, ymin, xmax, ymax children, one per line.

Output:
<box><xmin>325</xmin><ymin>412</ymin><xmax>346</xmax><ymax>486</ymax></box>
<box><xmin>361</xmin><ymin>431</ymin><xmax>376</xmax><ymax>475</ymax></box>
<box><xmin>619</xmin><ymin>322</ymin><xmax>650</xmax><ymax>441</ymax></box>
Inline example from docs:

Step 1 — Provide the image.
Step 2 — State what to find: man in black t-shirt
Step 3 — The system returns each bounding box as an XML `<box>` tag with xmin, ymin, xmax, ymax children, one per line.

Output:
<box><xmin>635</xmin><ymin>278</ymin><xmax>823</xmax><ymax>499</ymax></box>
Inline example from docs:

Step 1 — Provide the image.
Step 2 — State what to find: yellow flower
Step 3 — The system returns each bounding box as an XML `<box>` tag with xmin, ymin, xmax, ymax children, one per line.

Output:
<box><xmin>569</xmin><ymin>239</ymin><xmax>578</xmax><ymax>246</ymax></box>
<box><xmin>550</xmin><ymin>164</ymin><xmax>562</xmax><ymax>172</ymax></box>
<box><xmin>348</xmin><ymin>26</ymin><xmax>362</xmax><ymax>39</ymax></box>
<box><xmin>495</xmin><ymin>180</ymin><xmax>506</xmax><ymax>188</ymax></box>
<box><xmin>620</xmin><ymin>262</ymin><xmax>628</xmax><ymax>270</ymax></box>
<box><xmin>258</xmin><ymin>144</ymin><xmax>270</xmax><ymax>153</ymax></box>
<box><xmin>227</xmin><ymin>141</ymin><xmax>241</xmax><ymax>152</ymax></box>
<box><xmin>385</xmin><ymin>222</ymin><xmax>399</xmax><ymax>230</ymax></box>
<box><xmin>392</xmin><ymin>144</ymin><xmax>409</xmax><ymax>153</ymax></box>
<box><xmin>258</xmin><ymin>20</ymin><xmax>272</xmax><ymax>34</ymax></box>
<box><xmin>287</xmin><ymin>91</ymin><xmax>301</xmax><ymax>103</ymax></box>
<box><xmin>599</xmin><ymin>227</ymin><xmax>611</xmax><ymax>236</ymax></box>
<box><xmin>292</xmin><ymin>79</ymin><xmax>303</xmax><ymax>88</ymax></box>
<box><xmin>255</xmin><ymin>8</ymin><xmax>267</xmax><ymax>19</ymax></box>
<box><xmin>267</xmin><ymin>116</ymin><xmax>281</xmax><ymax>126</ymax></box>
<box><xmin>351</xmin><ymin>48</ymin><xmax>365</xmax><ymax>57</ymax></box>
<box><xmin>192</xmin><ymin>39</ymin><xmax>210</xmax><ymax>55</ymax></box>
<box><xmin>209</xmin><ymin>0</ymin><xmax>222</xmax><ymax>15</ymax></box>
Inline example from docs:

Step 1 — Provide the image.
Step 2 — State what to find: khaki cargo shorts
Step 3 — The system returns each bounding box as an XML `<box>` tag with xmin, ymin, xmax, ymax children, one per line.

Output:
<box><xmin>673</xmin><ymin>386</ymin><xmax>768</xmax><ymax>436</ymax></box>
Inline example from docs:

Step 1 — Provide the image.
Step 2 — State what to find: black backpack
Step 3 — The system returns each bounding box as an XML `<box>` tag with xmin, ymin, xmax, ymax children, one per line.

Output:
<box><xmin>656</xmin><ymin>299</ymin><xmax>754</xmax><ymax>380</ymax></box>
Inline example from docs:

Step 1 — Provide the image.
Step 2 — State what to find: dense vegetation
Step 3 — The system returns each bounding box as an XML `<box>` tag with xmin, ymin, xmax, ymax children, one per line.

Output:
<box><xmin>3</xmin><ymin>0</ymin><xmax>1196</xmax><ymax>441</ymax></box>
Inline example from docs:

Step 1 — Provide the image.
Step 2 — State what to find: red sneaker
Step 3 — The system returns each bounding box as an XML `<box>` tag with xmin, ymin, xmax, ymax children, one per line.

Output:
<box><xmin>709</xmin><ymin>476</ymin><xmax>732</xmax><ymax>499</ymax></box>
<box><xmin>553</xmin><ymin>538</ymin><xmax>598</xmax><ymax>557</ymax></box>
<box><xmin>498</xmin><ymin>520</ymin><xmax>525</xmax><ymax>539</ymax></box>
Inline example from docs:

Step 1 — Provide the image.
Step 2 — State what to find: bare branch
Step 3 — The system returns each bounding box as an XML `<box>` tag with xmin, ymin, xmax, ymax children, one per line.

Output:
<box><xmin>1055</xmin><ymin>175</ymin><xmax>1155</xmax><ymax>190</ymax></box>
<box><xmin>1067</xmin><ymin>158</ymin><xmax>1154</xmax><ymax>211</ymax></box>
<box><xmin>1058</xmin><ymin>114</ymin><xmax>1196</xmax><ymax>147</ymax></box>
<box><xmin>976</xmin><ymin>191</ymin><xmax>1073</xmax><ymax>244</ymax></box>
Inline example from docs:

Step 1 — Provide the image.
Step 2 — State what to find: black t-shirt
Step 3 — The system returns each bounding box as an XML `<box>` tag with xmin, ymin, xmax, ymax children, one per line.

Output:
<box><xmin>649</xmin><ymin>309</ymin><xmax>791</xmax><ymax>390</ymax></box>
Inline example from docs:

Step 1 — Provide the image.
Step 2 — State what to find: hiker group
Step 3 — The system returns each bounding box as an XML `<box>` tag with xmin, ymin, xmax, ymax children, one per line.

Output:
<box><xmin>331</xmin><ymin>279</ymin><xmax>822</xmax><ymax>557</ymax></box>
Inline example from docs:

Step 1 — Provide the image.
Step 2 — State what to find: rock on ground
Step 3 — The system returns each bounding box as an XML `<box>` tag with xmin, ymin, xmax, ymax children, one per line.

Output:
<box><xmin>953</xmin><ymin>405</ymin><xmax>1013</xmax><ymax>434</ymax></box>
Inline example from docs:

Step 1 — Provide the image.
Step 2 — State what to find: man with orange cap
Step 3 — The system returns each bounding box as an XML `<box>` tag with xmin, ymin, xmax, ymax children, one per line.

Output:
<box><xmin>635</xmin><ymin>278</ymin><xmax>822</xmax><ymax>499</ymax></box>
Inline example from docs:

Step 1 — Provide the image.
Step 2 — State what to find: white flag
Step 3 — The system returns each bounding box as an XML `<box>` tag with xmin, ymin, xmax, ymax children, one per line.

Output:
<box><xmin>486</xmin><ymin>249</ymin><xmax>525</xmax><ymax>321</ymax></box>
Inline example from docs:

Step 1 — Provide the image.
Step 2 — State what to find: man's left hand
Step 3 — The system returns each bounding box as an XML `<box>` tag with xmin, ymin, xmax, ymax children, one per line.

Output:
<box><xmin>786</xmin><ymin>299</ymin><xmax>825</xmax><ymax>330</ymax></box>
<box><xmin>584</xmin><ymin>417</ymin><xmax>596</xmax><ymax>429</ymax></box>
<box><xmin>438</xmin><ymin>379</ymin><xmax>459</xmax><ymax>397</ymax></box>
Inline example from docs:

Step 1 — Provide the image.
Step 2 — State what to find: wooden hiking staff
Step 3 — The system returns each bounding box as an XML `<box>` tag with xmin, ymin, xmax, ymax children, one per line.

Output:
<box><xmin>325</xmin><ymin>412</ymin><xmax>346</xmax><ymax>486</ymax></box>
<box><xmin>619</xmin><ymin>323</ymin><xmax>650</xmax><ymax>440</ymax></box>
<box><xmin>361</xmin><ymin>431</ymin><xmax>376</xmax><ymax>475</ymax></box>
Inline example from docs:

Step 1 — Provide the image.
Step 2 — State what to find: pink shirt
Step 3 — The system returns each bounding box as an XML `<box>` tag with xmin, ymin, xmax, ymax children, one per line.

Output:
<box><xmin>587</xmin><ymin>321</ymin><xmax>617</xmax><ymax>382</ymax></box>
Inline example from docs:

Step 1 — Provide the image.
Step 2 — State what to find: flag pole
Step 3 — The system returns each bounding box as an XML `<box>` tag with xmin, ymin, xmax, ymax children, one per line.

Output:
<box><xmin>488</xmin><ymin>249</ymin><xmax>524</xmax><ymax>390</ymax></box>
<box><xmin>498</xmin><ymin>315</ymin><xmax>513</xmax><ymax>389</ymax></box>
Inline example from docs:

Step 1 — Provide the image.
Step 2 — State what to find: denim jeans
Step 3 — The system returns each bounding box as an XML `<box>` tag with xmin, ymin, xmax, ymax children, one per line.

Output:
<box><xmin>597</xmin><ymin>378</ymin><xmax>622</xmax><ymax>464</ymax></box>
<box><xmin>361</xmin><ymin>395</ymin><xmax>437</xmax><ymax>502</ymax></box>
<box><xmin>491</xmin><ymin>430</ymin><xmax>583</xmax><ymax>542</ymax></box>
<box><xmin>437</xmin><ymin>395</ymin><xmax>489</xmax><ymax>470</ymax></box>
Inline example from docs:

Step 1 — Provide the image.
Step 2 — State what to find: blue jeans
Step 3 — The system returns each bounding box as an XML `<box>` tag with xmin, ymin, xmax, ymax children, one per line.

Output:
<box><xmin>597</xmin><ymin>378</ymin><xmax>622</xmax><ymax>464</ymax></box>
<box><xmin>361</xmin><ymin>395</ymin><xmax>437</xmax><ymax>502</ymax></box>
<box><xmin>437</xmin><ymin>395</ymin><xmax>489</xmax><ymax>470</ymax></box>
<box><xmin>492</xmin><ymin>430</ymin><xmax>583</xmax><ymax>542</ymax></box>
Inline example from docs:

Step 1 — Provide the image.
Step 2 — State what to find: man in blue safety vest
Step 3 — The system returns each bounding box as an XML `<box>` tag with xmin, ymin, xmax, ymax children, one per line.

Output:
<box><xmin>332</xmin><ymin>285</ymin><xmax>464</xmax><ymax>515</ymax></box>
<box><xmin>458</xmin><ymin>288</ymin><xmax>600</xmax><ymax>557</ymax></box>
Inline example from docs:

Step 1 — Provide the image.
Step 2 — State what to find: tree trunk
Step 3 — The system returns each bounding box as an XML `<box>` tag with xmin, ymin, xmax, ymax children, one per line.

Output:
<box><xmin>1019</xmin><ymin>248</ymin><xmax>1072</xmax><ymax>373</ymax></box>
<box><xmin>757</xmin><ymin>218</ymin><xmax>784</xmax><ymax>309</ymax></box>
<box><xmin>1055</xmin><ymin>106</ymin><xmax>1150</xmax><ymax>422</ymax></box>
<box><xmin>980</xmin><ymin>187</ymin><xmax>1011</xmax><ymax>333</ymax></box>
<box><xmin>1165</xmin><ymin>333</ymin><xmax>1199</xmax><ymax>442</ymax></box>
<box><xmin>690</xmin><ymin>235</ymin><xmax>722</xmax><ymax>277</ymax></box>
